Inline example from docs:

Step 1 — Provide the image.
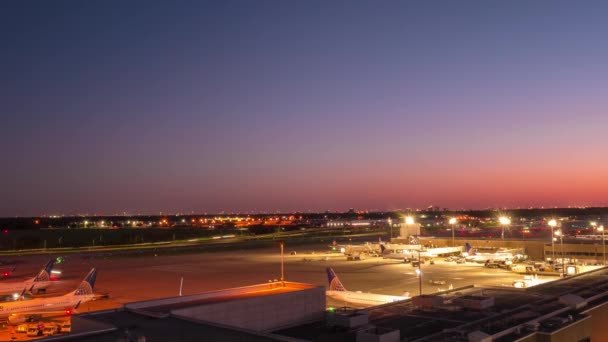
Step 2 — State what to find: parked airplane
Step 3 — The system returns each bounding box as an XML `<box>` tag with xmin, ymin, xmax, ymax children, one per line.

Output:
<box><xmin>463</xmin><ymin>243</ymin><xmax>513</xmax><ymax>263</ymax></box>
<box><xmin>380</xmin><ymin>245</ymin><xmax>436</xmax><ymax>262</ymax></box>
<box><xmin>325</xmin><ymin>267</ymin><xmax>409</xmax><ymax>307</ymax></box>
<box><xmin>0</xmin><ymin>268</ymin><xmax>97</xmax><ymax>324</ymax></box>
<box><xmin>0</xmin><ymin>260</ymin><xmax>55</xmax><ymax>297</ymax></box>
<box><xmin>380</xmin><ymin>245</ymin><xmax>414</xmax><ymax>262</ymax></box>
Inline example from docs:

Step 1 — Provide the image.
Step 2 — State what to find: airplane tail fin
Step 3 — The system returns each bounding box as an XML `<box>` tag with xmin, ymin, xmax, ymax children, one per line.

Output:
<box><xmin>465</xmin><ymin>243</ymin><xmax>472</xmax><ymax>253</ymax></box>
<box><xmin>326</xmin><ymin>267</ymin><xmax>346</xmax><ymax>292</ymax></box>
<box><xmin>72</xmin><ymin>268</ymin><xmax>97</xmax><ymax>296</ymax></box>
<box><xmin>33</xmin><ymin>259</ymin><xmax>55</xmax><ymax>282</ymax></box>
<box><xmin>380</xmin><ymin>244</ymin><xmax>386</xmax><ymax>254</ymax></box>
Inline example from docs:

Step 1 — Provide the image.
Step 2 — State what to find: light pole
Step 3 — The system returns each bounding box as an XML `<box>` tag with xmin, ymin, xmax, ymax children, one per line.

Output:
<box><xmin>598</xmin><ymin>225</ymin><xmax>605</xmax><ymax>266</ymax></box>
<box><xmin>280</xmin><ymin>241</ymin><xmax>285</xmax><ymax>286</ymax></box>
<box><xmin>415</xmin><ymin>249</ymin><xmax>422</xmax><ymax>296</ymax></box>
<box><xmin>548</xmin><ymin>219</ymin><xmax>557</xmax><ymax>261</ymax></box>
<box><xmin>405</xmin><ymin>216</ymin><xmax>415</xmax><ymax>243</ymax></box>
<box><xmin>449</xmin><ymin>217</ymin><xmax>457</xmax><ymax>247</ymax></box>
<box><xmin>388</xmin><ymin>217</ymin><xmax>393</xmax><ymax>241</ymax></box>
<box><xmin>555</xmin><ymin>230</ymin><xmax>564</xmax><ymax>278</ymax></box>
<box><xmin>499</xmin><ymin>217</ymin><xmax>510</xmax><ymax>241</ymax></box>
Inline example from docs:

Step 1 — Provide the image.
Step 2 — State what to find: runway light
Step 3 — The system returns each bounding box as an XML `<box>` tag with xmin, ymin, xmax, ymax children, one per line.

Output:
<box><xmin>3</xmin><ymin>272</ymin><xmax>9</xmax><ymax>277</ymax></box>
<box><xmin>65</xmin><ymin>309</ymin><xmax>72</xmax><ymax>315</ymax></box>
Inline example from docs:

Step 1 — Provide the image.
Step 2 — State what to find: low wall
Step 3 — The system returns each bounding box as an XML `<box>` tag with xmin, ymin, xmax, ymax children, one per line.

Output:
<box><xmin>0</xmin><ymin>228</ymin><xmax>242</xmax><ymax>250</ymax></box>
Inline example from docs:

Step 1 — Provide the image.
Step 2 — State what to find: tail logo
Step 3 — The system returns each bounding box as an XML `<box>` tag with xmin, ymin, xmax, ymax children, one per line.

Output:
<box><xmin>74</xmin><ymin>282</ymin><xmax>93</xmax><ymax>296</ymax></box>
<box><xmin>33</xmin><ymin>260</ymin><xmax>55</xmax><ymax>282</ymax></box>
<box><xmin>74</xmin><ymin>269</ymin><xmax>96</xmax><ymax>296</ymax></box>
<box><xmin>326</xmin><ymin>268</ymin><xmax>346</xmax><ymax>292</ymax></box>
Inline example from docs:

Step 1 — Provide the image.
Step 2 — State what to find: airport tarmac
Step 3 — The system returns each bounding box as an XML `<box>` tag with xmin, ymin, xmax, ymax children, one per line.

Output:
<box><xmin>0</xmin><ymin>243</ymin><xmax>558</xmax><ymax>314</ymax></box>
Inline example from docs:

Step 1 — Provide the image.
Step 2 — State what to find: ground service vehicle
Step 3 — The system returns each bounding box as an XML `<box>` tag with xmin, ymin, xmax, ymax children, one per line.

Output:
<box><xmin>59</xmin><ymin>323</ymin><xmax>71</xmax><ymax>333</ymax></box>
<box><xmin>26</xmin><ymin>325</ymin><xmax>40</xmax><ymax>337</ymax></box>
<box><xmin>43</xmin><ymin>325</ymin><xmax>57</xmax><ymax>336</ymax></box>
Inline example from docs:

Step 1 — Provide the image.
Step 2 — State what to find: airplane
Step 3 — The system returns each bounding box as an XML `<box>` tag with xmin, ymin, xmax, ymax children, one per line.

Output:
<box><xmin>463</xmin><ymin>243</ymin><xmax>513</xmax><ymax>263</ymax></box>
<box><xmin>380</xmin><ymin>245</ymin><xmax>436</xmax><ymax>262</ymax></box>
<box><xmin>380</xmin><ymin>244</ymin><xmax>415</xmax><ymax>262</ymax></box>
<box><xmin>0</xmin><ymin>260</ymin><xmax>55</xmax><ymax>297</ymax></box>
<box><xmin>0</xmin><ymin>268</ymin><xmax>97</xmax><ymax>324</ymax></box>
<box><xmin>325</xmin><ymin>267</ymin><xmax>409</xmax><ymax>307</ymax></box>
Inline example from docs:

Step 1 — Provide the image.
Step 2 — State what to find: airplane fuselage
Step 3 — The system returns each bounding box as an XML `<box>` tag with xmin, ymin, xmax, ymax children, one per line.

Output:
<box><xmin>0</xmin><ymin>278</ymin><xmax>50</xmax><ymax>296</ymax></box>
<box><xmin>467</xmin><ymin>253</ymin><xmax>513</xmax><ymax>263</ymax></box>
<box><xmin>327</xmin><ymin>290</ymin><xmax>407</xmax><ymax>307</ymax></box>
<box><xmin>0</xmin><ymin>294</ymin><xmax>90</xmax><ymax>318</ymax></box>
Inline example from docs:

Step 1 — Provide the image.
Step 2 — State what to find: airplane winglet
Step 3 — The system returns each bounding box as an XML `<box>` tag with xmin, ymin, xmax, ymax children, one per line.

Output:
<box><xmin>18</xmin><ymin>287</ymin><xmax>29</xmax><ymax>301</ymax></box>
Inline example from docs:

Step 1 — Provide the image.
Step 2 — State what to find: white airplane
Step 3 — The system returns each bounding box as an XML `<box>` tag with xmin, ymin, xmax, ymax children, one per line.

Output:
<box><xmin>0</xmin><ymin>268</ymin><xmax>97</xmax><ymax>324</ymax></box>
<box><xmin>380</xmin><ymin>245</ymin><xmax>415</xmax><ymax>262</ymax></box>
<box><xmin>379</xmin><ymin>245</ymin><xmax>436</xmax><ymax>262</ymax></box>
<box><xmin>0</xmin><ymin>260</ymin><xmax>55</xmax><ymax>297</ymax></box>
<box><xmin>463</xmin><ymin>243</ymin><xmax>513</xmax><ymax>263</ymax></box>
<box><xmin>325</xmin><ymin>267</ymin><xmax>409</xmax><ymax>307</ymax></box>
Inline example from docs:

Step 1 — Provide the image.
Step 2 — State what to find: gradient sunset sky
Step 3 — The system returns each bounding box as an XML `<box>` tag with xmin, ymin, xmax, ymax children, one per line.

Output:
<box><xmin>2</xmin><ymin>1</ymin><xmax>608</xmax><ymax>216</ymax></box>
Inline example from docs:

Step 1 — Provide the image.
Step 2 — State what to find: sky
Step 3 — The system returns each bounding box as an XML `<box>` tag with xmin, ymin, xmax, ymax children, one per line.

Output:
<box><xmin>2</xmin><ymin>1</ymin><xmax>608</xmax><ymax>216</ymax></box>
